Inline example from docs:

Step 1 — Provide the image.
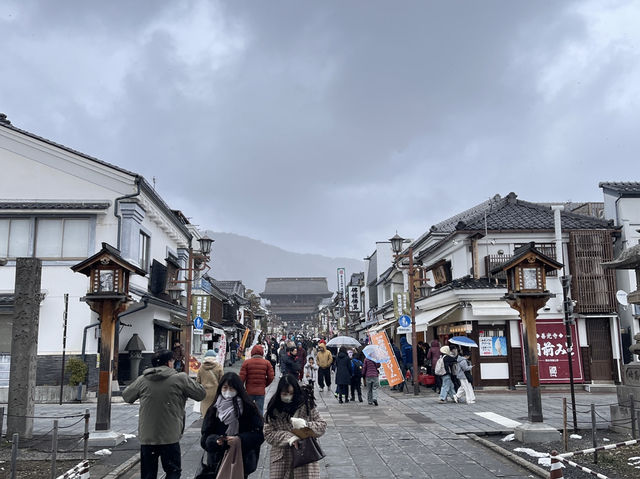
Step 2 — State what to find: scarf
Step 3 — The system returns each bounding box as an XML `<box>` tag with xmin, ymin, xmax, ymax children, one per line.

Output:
<box><xmin>215</xmin><ymin>395</ymin><xmax>243</xmax><ymax>436</ymax></box>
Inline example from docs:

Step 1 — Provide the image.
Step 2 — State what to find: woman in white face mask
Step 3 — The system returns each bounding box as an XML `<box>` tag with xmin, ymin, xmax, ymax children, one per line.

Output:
<box><xmin>199</xmin><ymin>372</ymin><xmax>264</xmax><ymax>478</ymax></box>
<box><xmin>264</xmin><ymin>374</ymin><xmax>327</xmax><ymax>479</ymax></box>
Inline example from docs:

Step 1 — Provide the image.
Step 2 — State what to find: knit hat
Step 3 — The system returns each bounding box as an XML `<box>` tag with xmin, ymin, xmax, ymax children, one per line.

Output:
<box><xmin>204</xmin><ymin>349</ymin><xmax>217</xmax><ymax>358</ymax></box>
<box><xmin>318</xmin><ymin>339</ymin><xmax>326</xmax><ymax>345</ymax></box>
<box><xmin>440</xmin><ymin>345</ymin><xmax>451</xmax><ymax>356</ymax></box>
<box><xmin>251</xmin><ymin>344</ymin><xmax>264</xmax><ymax>357</ymax></box>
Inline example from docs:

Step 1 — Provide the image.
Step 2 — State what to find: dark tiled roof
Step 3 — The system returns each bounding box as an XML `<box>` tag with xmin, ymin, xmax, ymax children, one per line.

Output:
<box><xmin>599</xmin><ymin>182</ymin><xmax>640</xmax><ymax>195</ymax></box>
<box><xmin>458</xmin><ymin>193</ymin><xmax>615</xmax><ymax>231</ymax></box>
<box><xmin>261</xmin><ymin>277</ymin><xmax>332</xmax><ymax>296</ymax></box>
<box><xmin>431</xmin><ymin>194</ymin><xmax>503</xmax><ymax>233</ymax></box>
<box><xmin>0</xmin><ymin>201</ymin><xmax>110</xmax><ymax>210</ymax></box>
<box><xmin>430</xmin><ymin>276</ymin><xmax>505</xmax><ymax>296</ymax></box>
<box><xmin>213</xmin><ymin>280</ymin><xmax>246</xmax><ymax>297</ymax></box>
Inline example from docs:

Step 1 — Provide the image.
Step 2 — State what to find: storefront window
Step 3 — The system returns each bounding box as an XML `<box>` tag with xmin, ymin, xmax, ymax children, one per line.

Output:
<box><xmin>479</xmin><ymin>329</ymin><xmax>508</xmax><ymax>356</ymax></box>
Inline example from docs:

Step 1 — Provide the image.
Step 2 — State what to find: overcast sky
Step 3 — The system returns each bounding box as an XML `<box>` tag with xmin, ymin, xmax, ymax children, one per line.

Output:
<box><xmin>2</xmin><ymin>1</ymin><xmax>639</xmax><ymax>258</ymax></box>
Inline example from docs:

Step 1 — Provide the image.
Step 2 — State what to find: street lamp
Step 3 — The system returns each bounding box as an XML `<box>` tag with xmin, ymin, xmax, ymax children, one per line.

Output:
<box><xmin>493</xmin><ymin>242</ymin><xmax>562</xmax><ymax>442</ymax></box>
<box><xmin>168</xmin><ymin>235</ymin><xmax>214</xmax><ymax>375</ymax></box>
<box><xmin>389</xmin><ymin>233</ymin><xmax>421</xmax><ymax>395</ymax></box>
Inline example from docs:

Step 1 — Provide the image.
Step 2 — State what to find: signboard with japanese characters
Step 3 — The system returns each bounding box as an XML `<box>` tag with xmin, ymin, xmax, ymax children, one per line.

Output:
<box><xmin>520</xmin><ymin>319</ymin><xmax>584</xmax><ymax>383</ymax></box>
<box><xmin>337</xmin><ymin>268</ymin><xmax>346</xmax><ymax>306</ymax></box>
<box><xmin>393</xmin><ymin>292</ymin><xmax>410</xmax><ymax>319</ymax></box>
<box><xmin>348</xmin><ymin>285</ymin><xmax>361</xmax><ymax>312</ymax></box>
<box><xmin>191</xmin><ymin>294</ymin><xmax>211</xmax><ymax>320</ymax></box>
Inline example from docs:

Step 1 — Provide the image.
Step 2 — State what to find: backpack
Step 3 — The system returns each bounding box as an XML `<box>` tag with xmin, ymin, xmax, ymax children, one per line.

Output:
<box><xmin>351</xmin><ymin>358</ymin><xmax>363</xmax><ymax>378</ymax></box>
<box><xmin>434</xmin><ymin>356</ymin><xmax>445</xmax><ymax>376</ymax></box>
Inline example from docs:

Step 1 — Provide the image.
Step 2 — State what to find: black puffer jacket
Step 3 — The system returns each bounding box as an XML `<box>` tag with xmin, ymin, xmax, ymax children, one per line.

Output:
<box><xmin>200</xmin><ymin>400</ymin><xmax>264</xmax><ymax>475</ymax></box>
<box><xmin>335</xmin><ymin>351</ymin><xmax>353</xmax><ymax>385</ymax></box>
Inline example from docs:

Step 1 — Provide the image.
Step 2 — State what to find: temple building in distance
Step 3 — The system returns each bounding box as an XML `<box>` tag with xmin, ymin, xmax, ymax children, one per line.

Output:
<box><xmin>261</xmin><ymin>277</ymin><xmax>333</xmax><ymax>330</ymax></box>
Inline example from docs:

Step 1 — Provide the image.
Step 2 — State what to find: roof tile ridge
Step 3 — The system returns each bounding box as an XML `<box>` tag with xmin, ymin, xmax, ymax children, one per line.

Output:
<box><xmin>437</xmin><ymin>193</ymin><xmax>502</xmax><ymax>231</ymax></box>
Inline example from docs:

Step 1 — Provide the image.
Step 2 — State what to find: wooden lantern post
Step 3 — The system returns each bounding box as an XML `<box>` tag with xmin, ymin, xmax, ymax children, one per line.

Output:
<box><xmin>492</xmin><ymin>242</ymin><xmax>562</xmax><ymax>423</ymax></box>
<box><xmin>72</xmin><ymin>243</ymin><xmax>146</xmax><ymax>431</ymax></box>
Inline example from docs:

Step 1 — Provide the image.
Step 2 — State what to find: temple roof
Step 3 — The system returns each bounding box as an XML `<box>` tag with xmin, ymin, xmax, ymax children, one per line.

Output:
<box><xmin>262</xmin><ymin>277</ymin><xmax>332</xmax><ymax>297</ymax></box>
<box><xmin>599</xmin><ymin>182</ymin><xmax>640</xmax><ymax>196</ymax></box>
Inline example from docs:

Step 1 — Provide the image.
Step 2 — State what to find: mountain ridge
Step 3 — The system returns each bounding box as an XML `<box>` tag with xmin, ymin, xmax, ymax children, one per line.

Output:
<box><xmin>205</xmin><ymin>231</ymin><xmax>365</xmax><ymax>293</ymax></box>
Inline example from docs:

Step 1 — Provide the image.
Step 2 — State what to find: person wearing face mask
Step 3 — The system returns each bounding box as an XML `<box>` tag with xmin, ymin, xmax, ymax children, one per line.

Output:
<box><xmin>123</xmin><ymin>349</ymin><xmax>206</xmax><ymax>479</ymax></box>
<box><xmin>200</xmin><ymin>372</ymin><xmax>264</xmax><ymax>479</ymax></box>
<box><xmin>264</xmin><ymin>374</ymin><xmax>327</xmax><ymax>479</ymax></box>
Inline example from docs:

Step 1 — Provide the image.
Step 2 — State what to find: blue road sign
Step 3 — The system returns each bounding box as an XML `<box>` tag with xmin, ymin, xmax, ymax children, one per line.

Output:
<box><xmin>398</xmin><ymin>315</ymin><xmax>411</xmax><ymax>327</ymax></box>
<box><xmin>194</xmin><ymin>316</ymin><xmax>204</xmax><ymax>329</ymax></box>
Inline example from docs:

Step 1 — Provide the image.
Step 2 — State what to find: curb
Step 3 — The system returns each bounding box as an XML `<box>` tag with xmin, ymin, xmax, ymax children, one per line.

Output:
<box><xmin>102</xmin><ymin>452</ymin><xmax>140</xmax><ymax>479</ymax></box>
<box><xmin>467</xmin><ymin>433</ymin><xmax>549</xmax><ymax>478</ymax></box>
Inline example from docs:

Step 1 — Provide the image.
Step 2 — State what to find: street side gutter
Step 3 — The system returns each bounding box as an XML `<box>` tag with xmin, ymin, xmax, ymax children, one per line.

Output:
<box><xmin>467</xmin><ymin>433</ymin><xmax>548</xmax><ymax>478</ymax></box>
<box><xmin>102</xmin><ymin>453</ymin><xmax>140</xmax><ymax>479</ymax></box>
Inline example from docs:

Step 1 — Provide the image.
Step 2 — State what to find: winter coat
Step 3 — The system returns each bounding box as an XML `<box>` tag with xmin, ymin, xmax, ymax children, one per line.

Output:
<box><xmin>263</xmin><ymin>403</ymin><xmax>327</xmax><ymax>479</ymax></box>
<box><xmin>392</xmin><ymin>344</ymin><xmax>405</xmax><ymax>369</ymax></box>
<box><xmin>455</xmin><ymin>355</ymin><xmax>473</xmax><ymax>380</ymax></box>
<box><xmin>351</xmin><ymin>358</ymin><xmax>363</xmax><ymax>380</ymax></box>
<box><xmin>239</xmin><ymin>345</ymin><xmax>275</xmax><ymax>396</ymax></box>
<box><xmin>200</xmin><ymin>399</ymin><xmax>264</xmax><ymax>476</ymax></box>
<box><xmin>304</xmin><ymin>362</ymin><xmax>319</xmax><ymax>382</ymax></box>
<box><xmin>295</xmin><ymin>348</ymin><xmax>307</xmax><ymax>378</ymax></box>
<box><xmin>315</xmin><ymin>344</ymin><xmax>333</xmax><ymax>368</ymax></box>
<box><xmin>417</xmin><ymin>345</ymin><xmax>426</xmax><ymax>367</ymax></box>
<box><xmin>282</xmin><ymin>353</ymin><xmax>302</xmax><ymax>377</ymax></box>
<box><xmin>427</xmin><ymin>340</ymin><xmax>441</xmax><ymax>367</ymax></box>
<box><xmin>278</xmin><ymin>347</ymin><xmax>288</xmax><ymax>368</ymax></box>
<box><xmin>335</xmin><ymin>351</ymin><xmax>352</xmax><ymax>385</ymax></box>
<box><xmin>361</xmin><ymin>358</ymin><xmax>380</xmax><ymax>378</ymax></box>
<box><xmin>196</xmin><ymin>358</ymin><xmax>224</xmax><ymax>417</ymax></box>
<box><xmin>400</xmin><ymin>337</ymin><xmax>413</xmax><ymax>367</ymax></box>
<box><xmin>122</xmin><ymin>365</ymin><xmax>205</xmax><ymax>445</ymax></box>
<box><xmin>443</xmin><ymin>354</ymin><xmax>457</xmax><ymax>377</ymax></box>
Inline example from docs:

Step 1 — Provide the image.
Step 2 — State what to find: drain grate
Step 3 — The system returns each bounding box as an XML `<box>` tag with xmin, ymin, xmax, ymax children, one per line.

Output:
<box><xmin>405</xmin><ymin>413</ymin><xmax>434</xmax><ymax>424</ymax></box>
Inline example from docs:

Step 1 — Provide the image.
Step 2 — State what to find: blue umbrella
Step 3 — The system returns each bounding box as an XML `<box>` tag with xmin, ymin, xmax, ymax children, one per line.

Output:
<box><xmin>362</xmin><ymin>344</ymin><xmax>390</xmax><ymax>363</ymax></box>
<box><xmin>449</xmin><ymin>336</ymin><xmax>478</xmax><ymax>348</ymax></box>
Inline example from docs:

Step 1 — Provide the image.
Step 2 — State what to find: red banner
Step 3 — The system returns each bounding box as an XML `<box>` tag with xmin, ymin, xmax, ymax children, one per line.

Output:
<box><xmin>520</xmin><ymin>318</ymin><xmax>584</xmax><ymax>384</ymax></box>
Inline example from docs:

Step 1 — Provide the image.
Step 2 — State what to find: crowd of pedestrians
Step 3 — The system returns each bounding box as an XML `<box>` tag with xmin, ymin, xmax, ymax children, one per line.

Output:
<box><xmin>123</xmin><ymin>333</ymin><xmax>475</xmax><ymax>478</ymax></box>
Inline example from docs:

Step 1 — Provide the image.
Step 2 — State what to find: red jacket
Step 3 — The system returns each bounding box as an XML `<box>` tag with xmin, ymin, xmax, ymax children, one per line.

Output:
<box><xmin>239</xmin><ymin>345</ymin><xmax>275</xmax><ymax>396</ymax></box>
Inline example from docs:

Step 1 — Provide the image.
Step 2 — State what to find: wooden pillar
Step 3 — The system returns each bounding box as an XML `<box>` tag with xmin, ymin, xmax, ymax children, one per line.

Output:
<box><xmin>96</xmin><ymin>301</ymin><xmax>116</xmax><ymax>431</ymax></box>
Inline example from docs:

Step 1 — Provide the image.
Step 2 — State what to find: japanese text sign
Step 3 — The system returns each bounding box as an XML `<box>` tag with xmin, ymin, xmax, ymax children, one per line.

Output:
<box><xmin>348</xmin><ymin>285</ymin><xmax>361</xmax><ymax>312</ymax></box>
<box><xmin>393</xmin><ymin>292</ymin><xmax>410</xmax><ymax>319</ymax></box>
<box><xmin>191</xmin><ymin>294</ymin><xmax>211</xmax><ymax>320</ymax></box>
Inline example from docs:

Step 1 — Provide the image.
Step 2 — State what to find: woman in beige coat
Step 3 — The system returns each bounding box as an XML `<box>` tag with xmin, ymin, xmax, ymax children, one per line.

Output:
<box><xmin>197</xmin><ymin>350</ymin><xmax>224</xmax><ymax>417</ymax></box>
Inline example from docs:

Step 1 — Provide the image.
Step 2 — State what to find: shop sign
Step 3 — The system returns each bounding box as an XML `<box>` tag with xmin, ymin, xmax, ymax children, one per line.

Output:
<box><xmin>479</xmin><ymin>336</ymin><xmax>508</xmax><ymax>356</ymax></box>
<box><xmin>520</xmin><ymin>319</ymin><xmax>584</xmax><ymax>383</ymax></box>
<box><xmin>348</xmin><ymin>285</ymin><xmax>362</xmax><ymax>312</ymax></box>
<box><xmin>191</xmin><ymin>295</ymin><xmax>211</xmax><ymax>320</ymax></box>
<box><xmin>393</xmin><ymin>292</ymin><xmax>410</xmax><ymax>319</ymax></box>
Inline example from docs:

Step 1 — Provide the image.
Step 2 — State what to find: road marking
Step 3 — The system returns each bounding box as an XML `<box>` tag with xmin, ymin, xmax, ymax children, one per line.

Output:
<box><xmin>474</xmin><ymin>411</ymin><xmax>522</xmax><ymax>428</ymax></box>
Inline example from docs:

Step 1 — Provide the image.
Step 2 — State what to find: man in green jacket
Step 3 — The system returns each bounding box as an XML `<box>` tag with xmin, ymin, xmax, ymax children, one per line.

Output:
<box><xmin>123</xmin><ymin>349</ymin><xmax>206</xmax><ymax>479</ymax></box>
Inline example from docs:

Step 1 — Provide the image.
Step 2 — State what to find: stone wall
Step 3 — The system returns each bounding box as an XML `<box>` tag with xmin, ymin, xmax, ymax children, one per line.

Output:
<box><xmin>35</xmin><ymin>354</ymin><xmax>99</xmax><ymax>390</ymax></box>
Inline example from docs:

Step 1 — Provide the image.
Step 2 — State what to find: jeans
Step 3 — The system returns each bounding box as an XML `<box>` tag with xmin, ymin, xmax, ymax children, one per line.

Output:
<box><xmin>439</xmin><ymin>375</ymin><xmax>455</xmax><ymax>401</ymax></box>
<box><xmin>140</xmin><ymin>443</ymin><xmax>181</xmax><ymax>479</ymax></box>
<box><xmin>317</xmin><ymin>367</ymin><xmax>331</xmax><ymax>389</ymax></box>
<box><xmin>249</xmin><ymin>394</ymin><xmax>265</xmax><ymax>415</ymax></box>
<box><xmin>230</xmin><ymin>351</ymin><xmax>237</xmax><ymax>364</ymax></box>
<box><xmin>350</xmin><ymin>378</ymin><xmax>362</xmax><ymax>400</ymax></box>
<box><xmin>365</xmin><ymin>378</ymin><xmax>379</xmax><ymax>404</ymax></box>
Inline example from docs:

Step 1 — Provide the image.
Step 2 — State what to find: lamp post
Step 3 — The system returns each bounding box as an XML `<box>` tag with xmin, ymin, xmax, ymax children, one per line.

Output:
<box><xmin>168</xmin><ymin>235</ymin><xmax>213</xmax><ymax>375</ymax></box>
<box><xmin>493</xmin><ymin>242</ymin><xmax>562</xmax><ymax>442</ymax></box>
<box><xmin>389</xmin><ymin>233</ymin><xmax>420</xmax><ymax>395</ymax></box>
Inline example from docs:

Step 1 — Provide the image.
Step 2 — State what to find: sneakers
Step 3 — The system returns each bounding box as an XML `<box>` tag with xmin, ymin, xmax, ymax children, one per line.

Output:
<box><xmin>358</xmin><ymin>397</ymin><xmax>363</xmax><ymax>403</ymax></box>
<box><xmin>467</xmin><ymin>401</ymin><xmax>476</xmax><ymax>404</ymax></box>
<box><xmin>453</xmin><ymin>396</ymin><xmax>459</xmax><ymax>404</ymax></box>
<box><xmin>438</xmin><ymin>399</ymin><xmax>446</xmax><ymax>403</ymax></box>
<box><xmin>373</xmin><ymin>400</ymin><xmax>378</xmax><ymax>406</ymax></box>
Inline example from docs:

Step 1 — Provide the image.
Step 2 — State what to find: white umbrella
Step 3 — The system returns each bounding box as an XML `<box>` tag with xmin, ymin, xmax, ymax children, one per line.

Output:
<box><xmin>326</xmin><ymin>336</ymin><xmax>361</xmax><ymax>348</ymax></box>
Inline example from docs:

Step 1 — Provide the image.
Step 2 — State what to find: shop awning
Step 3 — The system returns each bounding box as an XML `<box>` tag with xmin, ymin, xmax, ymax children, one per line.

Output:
<box><xmin>368</xmin><ymin>318</ymin><xmax>396</xmax><ymax>333</ymax></box>
<box><xmin>153</xmin><ymin>319</ymin><xmax>182</xmax><ymax>331</ymax></box>
<box><xmin>204</xmin><ymin>324</ymin><xmax>225</xmax><ymax>335</ymax></box>
<box><xmin>471</xmin><ymin>301</ymin><xmax>519</xmax><ymax>318</ymax></box>
<box><xmin>415</xmin><ymin>304</ymin><xmax>459</xmax><ymax>332</ymax></box>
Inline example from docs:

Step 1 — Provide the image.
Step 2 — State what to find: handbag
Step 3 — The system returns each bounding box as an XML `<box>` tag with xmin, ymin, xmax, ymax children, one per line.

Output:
<box><xmin>292</xmin><ymin>437</ymin><xmax>325</xmax><ymax>468</ymax></box>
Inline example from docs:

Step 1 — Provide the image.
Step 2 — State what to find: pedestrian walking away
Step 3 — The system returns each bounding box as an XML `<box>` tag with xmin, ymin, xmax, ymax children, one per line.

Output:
<box><xmin>454</xmin><ymin>351</ymin><xmax>476</xmax><ymax>404</ymax></box>
<box><xmin>239</xmin><ymin>344</ymin><xmax>275</xmax><ymax>414</ymax></box>
<box><xmin>361</xmin><ymin>357</ymin><xmax>380</xmax><ymax>406</ymax></box>
<box><xmin>436</xmin><ymin>345</ymin><xmax>458</xmax><ymax>403</ymax></box>
<box><xmin>427</xmin><ymin>339</ymin><xmax>442</xmax><ymax>393</ymax></box>
<box><xmin>197</xmin><ymin>349</ymin><xmax>224</xmax><ymax>417</ymax></box>
<box><xmin>263</xmin><ymin>374</ymin><xmax>327</xmax><ymax>479</ymax></box>
<box><xmin>334</xmin><ymin>346</ymin><xmax>352</xmax><ymax>403</ymax></box>
<box><xmin>349</xmin><ymin>350</ymin><xmax>363</xmax><ymax>402</ymax></box>
<box><xmin>172</xmin><ymin>340</ymin><xmax>185</xmax><ymax>372</ymax></box>
<box><xmin>199</xmin><ymin>372</ymin><xmax>264</xmax><ymax>479</ymax></box>
<box><xmin>122</xmin><ymin>349</ymin><xmax>206</xmax><ymax>479</ymax></box>
<box><xmin>315</xmin><ymin>341</ymin><xmax>333</xmax><ymax>392</ymax></box>
<box><xmin>230</xmin><ymin>338</ymin><xmax>239</xmax><ymax>366</ymax></box>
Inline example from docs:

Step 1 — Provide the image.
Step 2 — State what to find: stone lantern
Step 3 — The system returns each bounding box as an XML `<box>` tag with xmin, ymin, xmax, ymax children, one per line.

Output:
<box><xmin>71</xmin><ymin>243</ymin><xmax>146</xmax><ymax>438</ymax></box>
<box><xmin>125</xmin><ymin>333</ymin><xmax>147</xmax><ymax>381</ymax></box>
<box><xmin>492</xmin><ymin>242</ymin><xmax>563</xmax><ymax>442</ymax></box>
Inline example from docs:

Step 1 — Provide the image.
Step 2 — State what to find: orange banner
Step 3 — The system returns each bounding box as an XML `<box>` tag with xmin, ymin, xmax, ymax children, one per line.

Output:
<box><xmin>368</xmin><ymin>331</ymin><xmax>404</xmax><ymax>387</ymax></box>
<box><xmin>239</xmin><ymin>328</ymin><xmax>250</xmax><ymax>354</ymax></box>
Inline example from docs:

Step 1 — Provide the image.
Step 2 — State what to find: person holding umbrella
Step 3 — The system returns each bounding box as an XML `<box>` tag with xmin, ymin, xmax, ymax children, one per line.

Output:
<box><xmin>454</xmin><ymin>350</ymin><xmax>476</xmax><ymax>404</ymax></box>
<box><xmin>334</xmin><ymin>346</ymin><xmax>352</xmax><ymax>403</ymax></box>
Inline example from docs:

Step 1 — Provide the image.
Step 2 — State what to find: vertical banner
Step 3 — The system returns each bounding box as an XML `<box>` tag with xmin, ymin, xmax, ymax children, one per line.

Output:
<box><xmin>348</xmin><ymin>285</ymin><xmax>362</xmax><ymax>312</ymax></box>
<box><xmin>393</xmin><ymin>292</ymin><xmax>410</xmax><ymax>319</ymax></box>
<box><xmin>191</xmin><ymin>294</ymin><xmax>211</xmax><ymax>320</ymax></box>
<box><xmin>239</xmin><ymin>328</ymin><xmax>250</xmax><ymax>354</ymax></box>
<box><xmin>337</xmin><ymin>267</ymin><xmax>346</xmax><ymax>306</ymax></box>
<box><xmin>368</xmin><ymin>331</ymin><xmax>404</xmax><ymax>387</ymax></box>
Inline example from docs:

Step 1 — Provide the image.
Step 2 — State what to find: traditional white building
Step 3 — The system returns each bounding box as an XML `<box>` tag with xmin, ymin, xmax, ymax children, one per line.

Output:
<box><xmin>0</xmin><ymin>114</ymin><xmax>206</xmax><ymax>397</ymax></box>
